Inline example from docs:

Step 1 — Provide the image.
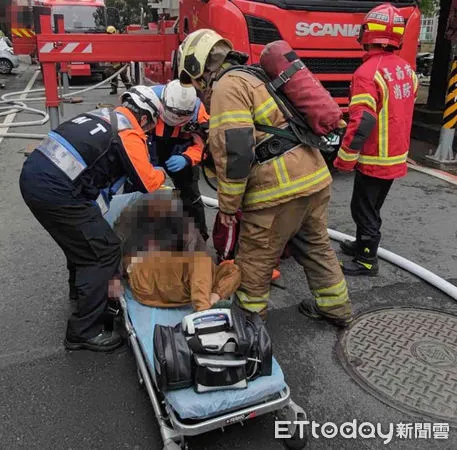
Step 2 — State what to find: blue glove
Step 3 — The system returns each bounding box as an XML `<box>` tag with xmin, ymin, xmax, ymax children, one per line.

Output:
<box><xmin>165</xmin><ymin>155</ymin><xmax>188</xmax><ymax>173</ymax></box>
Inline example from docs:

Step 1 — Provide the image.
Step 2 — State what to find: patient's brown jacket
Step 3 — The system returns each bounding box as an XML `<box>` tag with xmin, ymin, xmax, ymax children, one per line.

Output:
<box><xmin>126</xmin><ymin>252</ymin><xmax>241</xmax><ymax>311</ymax></box>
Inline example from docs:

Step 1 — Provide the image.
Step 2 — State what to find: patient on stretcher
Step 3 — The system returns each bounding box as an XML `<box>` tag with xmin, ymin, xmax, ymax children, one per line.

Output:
<box><xmin>114</xmin><ymin>191</ymin><xmax>241</xmax><ymax>311</ymax></box>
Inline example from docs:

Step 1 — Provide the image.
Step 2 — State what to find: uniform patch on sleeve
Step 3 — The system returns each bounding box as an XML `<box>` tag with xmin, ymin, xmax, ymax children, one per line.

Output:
<box><xmin>225</xmin><ymin>128</ymin><xmax>255</xmax><ymax>179</ymax></box>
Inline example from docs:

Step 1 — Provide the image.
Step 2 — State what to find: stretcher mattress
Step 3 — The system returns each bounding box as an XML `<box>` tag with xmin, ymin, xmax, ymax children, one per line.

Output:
<box><xmin>125</xmin><ymin>289</ymin><xmax>287</xmax><ymax>420</ymax></box>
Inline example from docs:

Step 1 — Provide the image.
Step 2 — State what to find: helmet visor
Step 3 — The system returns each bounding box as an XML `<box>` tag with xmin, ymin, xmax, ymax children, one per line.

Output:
<box><xmin>162</xmin><ymin>106</ymin><xmax>193</xmax><ymax>127</ymax></box>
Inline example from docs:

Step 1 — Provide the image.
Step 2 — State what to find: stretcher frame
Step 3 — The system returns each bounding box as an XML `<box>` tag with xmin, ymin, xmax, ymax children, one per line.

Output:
<box><xmin>119</xmin><ymin>294</ymin><xmax>308</xmax><ymax>450</ymax></box>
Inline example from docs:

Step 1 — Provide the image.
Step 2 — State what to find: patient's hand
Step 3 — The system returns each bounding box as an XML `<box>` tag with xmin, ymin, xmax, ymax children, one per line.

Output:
<box><xmin>209</xmin><ymin>293</ymin><xmax>221</xmax><ymax>306</ymax></box>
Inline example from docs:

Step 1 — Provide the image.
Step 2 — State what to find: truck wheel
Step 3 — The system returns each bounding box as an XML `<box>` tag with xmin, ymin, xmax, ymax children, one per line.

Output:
<box><xmin>0</xmin><ymin>59</ymin><xmax>13</xmax><ymax>75</ymax></box>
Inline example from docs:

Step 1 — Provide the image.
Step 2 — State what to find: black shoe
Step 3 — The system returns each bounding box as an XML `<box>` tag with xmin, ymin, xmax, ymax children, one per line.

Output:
<box><xmin>110</xmin><ymin>89</ymin><xmax>117</xmax><ymax>95</ymax></box>
<box><xmin>298</xmin><ymin>301</ymin><xmax>353</xmax><ymax>328</ymax></box>
<box><xmin>341</xmin><ymin>258</ymin><xmax>379</xmax><ymax>277</ymax></box>
<box><xmin>340</xmin><ymin>239</ymin><xmax>357</xmax><ymax>257</ymax></box>
<box><xmin>64</xmin><ymin>330</ymin><xmax>123</xmax><ymax>352</ymax></box>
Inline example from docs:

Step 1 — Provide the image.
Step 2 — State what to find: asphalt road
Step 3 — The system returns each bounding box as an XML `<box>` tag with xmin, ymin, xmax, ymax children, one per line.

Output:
<box><xmin>1</xmin><ymin>65</ymin><xmax>456</xmax><ymax>450</ymax></box>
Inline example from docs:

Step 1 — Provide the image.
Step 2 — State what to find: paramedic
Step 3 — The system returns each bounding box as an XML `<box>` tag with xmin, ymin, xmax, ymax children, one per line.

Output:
<box><xmin>19</xmin><ymin>86</ymin><xmax>166</xmax><ymax>352</ymax></box>
<box><xmin>105</xmin><ymin>26</ymin><xmax>132</xmax><ymax>95</ymax></box>
<box><xmin>147</xmin><ymin>80</ymin><xmax>209</xmax><ymax>241</ymax></box>
<box><xmin>114</xmin><ymin>191</ymin><xmax>241</xmax><ymax>310</ymax></box>
<box><xmin>334</xmin><ymin>3</ymin><xmax>418</xmax><ymax>276</ymax></box>
<box><xmin>177</xmin><ymin>29</ymin><xmax>353</xmax><ymax>326</ymax></box>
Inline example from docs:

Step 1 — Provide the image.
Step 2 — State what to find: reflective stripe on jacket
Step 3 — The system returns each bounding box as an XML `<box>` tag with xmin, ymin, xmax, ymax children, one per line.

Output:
<box><xmin>336</xmin><ymin>49</ymin><xmax>418</xmax><ymax>179</ymax></box>
<box><xmin>208</xmin><ymin>69</ymin><xmax>332</xmax><ymax>214</ymax></box>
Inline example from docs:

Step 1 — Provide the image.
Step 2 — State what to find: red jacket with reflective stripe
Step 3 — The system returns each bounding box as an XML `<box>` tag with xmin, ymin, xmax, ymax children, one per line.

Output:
<box><xmin>334</xmin><ymin>49</ymin><xmax>418</xmax><ymax>179</ymax></box>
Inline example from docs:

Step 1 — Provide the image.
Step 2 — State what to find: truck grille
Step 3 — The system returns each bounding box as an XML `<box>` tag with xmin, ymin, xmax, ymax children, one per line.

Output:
<box><xmin>321</xmin><ymin>81</ymin><xmax>351</xmax><ymax>99</ymax></box>
<box><xmin>245</xmin><ymin>16</ymin><xmax>282</xmax><ymax>45</ymax></box>
<box><xmin>302</xmin><ymin>57</ymin><xmax>362</xmax><ymax>74</ymax></box>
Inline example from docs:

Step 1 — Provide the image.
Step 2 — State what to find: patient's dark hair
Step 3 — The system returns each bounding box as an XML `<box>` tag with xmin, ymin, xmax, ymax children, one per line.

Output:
<box><xmin>113</xmin><ymin>191</ymin><xmax>205</xmax><ymax>256</ymax></box>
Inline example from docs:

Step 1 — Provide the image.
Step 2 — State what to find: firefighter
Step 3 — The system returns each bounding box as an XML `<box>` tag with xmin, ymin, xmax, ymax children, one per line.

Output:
<box><xmin>334</xmin><ymin>3</ymin><xmax>418</xmax><ymax>276</ymax></box>
<box><xmin>19</xmin><ymin>86</ymin><xmax>166</xmax><ymax>352</ymax></box>
<box><xmin>177</xmin><ymin>29</ymin><xmax>353</xmax><ymax>326</ymax></box>
<box><xmin>147</xmin><ymin>79</ymin><xmax>209</xmax><ymax>241</ymax></box>
<box><xmin>105</xmin><ymin>26</ymin><xmax>132</xmax><ymax>95</ymax></box>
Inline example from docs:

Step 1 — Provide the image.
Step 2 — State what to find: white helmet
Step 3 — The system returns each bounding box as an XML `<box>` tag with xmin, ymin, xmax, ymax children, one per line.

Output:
<box><xmin>121</xmin><ymin>85</ymin><xmax>162</xmax><ymax>126</ymax></box>
<box><xmin>161</xmin><ymin>79</ymin><xmax>197</xmax><ymax>127</ymax></box>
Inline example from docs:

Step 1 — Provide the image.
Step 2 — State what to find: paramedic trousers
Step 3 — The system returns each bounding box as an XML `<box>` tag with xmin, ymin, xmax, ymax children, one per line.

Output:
<box><xmin>350</xmin><ymin>171</ymin><xmax>394</xmax><ymax>253</ymax></box>
<box><xmin>170</xmin><ymin>165</ymin><xmax>209</xmax><ymax>241</ymax></box>
<box><xmin>20</xmin><ymin>197</ymin><xmax>121</xmax><ymax>341</ymax></box>
<box><xmin>235</xmin><ymin>186</ymin><xmax>352</xmax><ymax>320</ymax></box>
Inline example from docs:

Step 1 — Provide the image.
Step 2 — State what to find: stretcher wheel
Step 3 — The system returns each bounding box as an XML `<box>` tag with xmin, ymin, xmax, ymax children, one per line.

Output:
<box><xmin>276</xmin><ymin>401</ymin><xmax>309</xmax><ymax>449</ymax></box>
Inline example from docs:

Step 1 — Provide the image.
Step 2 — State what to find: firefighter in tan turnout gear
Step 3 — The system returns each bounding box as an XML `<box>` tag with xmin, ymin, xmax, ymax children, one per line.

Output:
<box><xmin>178</xmin><ymin>29</ymin><xmax>353</xmax><ymax>327</ymax></box>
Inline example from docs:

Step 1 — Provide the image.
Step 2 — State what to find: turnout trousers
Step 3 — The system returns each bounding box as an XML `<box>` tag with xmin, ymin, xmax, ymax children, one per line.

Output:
<box><xmin>234</xmin><ymin>186</ymin><xmax>352</xmax><ymax>320</ymax></box>
<box><xmin>19</xmin><ymin>192</ymin><xmax>121</xmax><ymax>341</ymax></box>
<box><xmin>350</xmin><ymin>170</ymin><xmax>394</xmax><ymax>254</ymax></box>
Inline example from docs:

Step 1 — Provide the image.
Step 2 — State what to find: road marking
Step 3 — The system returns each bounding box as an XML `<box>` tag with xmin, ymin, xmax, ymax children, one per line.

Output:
<box><xmin>0</xmin><ymin>68</ymin><xmax>40</xmax><ymax>146</ymax></box>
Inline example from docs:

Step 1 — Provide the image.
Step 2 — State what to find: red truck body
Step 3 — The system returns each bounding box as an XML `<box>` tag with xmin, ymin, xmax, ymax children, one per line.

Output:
<box><xmin>142</xmin><ymin>0</ymin><xmax>420</xmax><ymax>109</ymax></box>
<box><xmin>11</xmin><ymin>0</ymin><xmax>108</xmax><ymax>76</ymax></box>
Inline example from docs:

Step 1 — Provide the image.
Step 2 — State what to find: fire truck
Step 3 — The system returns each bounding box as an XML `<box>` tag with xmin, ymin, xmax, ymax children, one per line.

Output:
<box><xmin>144</xmin><ymin>0</ymin><xmax>421</xmax><ymax>109</ymax></box>
<box><xmin>9</xmin><ymin>0</ymin><xmax>118</xmax><ymax>77</ymax></box>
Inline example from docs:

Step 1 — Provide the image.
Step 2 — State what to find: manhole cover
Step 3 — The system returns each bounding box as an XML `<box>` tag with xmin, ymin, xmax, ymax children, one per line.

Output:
<box><xmin>338</xmin><ymin>307</ymin><xmax>457</xmax><ymax>426</ymax></box>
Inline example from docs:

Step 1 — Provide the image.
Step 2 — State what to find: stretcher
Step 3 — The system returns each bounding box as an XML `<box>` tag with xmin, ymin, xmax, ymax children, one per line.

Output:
<box><xmin>106</xmin><ymin>194</ymin><xmax>309</xmax><ymax>450</ymax></box>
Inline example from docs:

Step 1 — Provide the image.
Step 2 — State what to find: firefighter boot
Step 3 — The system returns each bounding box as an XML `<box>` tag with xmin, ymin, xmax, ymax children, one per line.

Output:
<box><xmin>340</xmin><ymin>239</ymin><xmax>358</xmax><ymax>256</ymax></box>
<box><xmin>341</xmin><ymin>238</ymin><xmax>379</xmax><ymax>277</ymax></box>
<box><xmin>299</xmin><ymin>301</ymin><xmax>353</xmax><ymax>328</ymax></box>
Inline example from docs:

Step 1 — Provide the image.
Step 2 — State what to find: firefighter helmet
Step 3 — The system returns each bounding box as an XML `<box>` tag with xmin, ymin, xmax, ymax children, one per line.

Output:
<box><xmin>161</xmin><ymin>79</ymin><xmax>197</xmax><ymax>126</ymax></box>
<box><xmin>177</xmin><ymin>29</ymin><xmax>233</xmax><ymax>86</ymax></box>
<box><xmin>121</xmin><ymin>86</ymin><xmax>162</xmax><ymax>126</ymax></box>
<box><xmin>106</xmin><ymin>26</ymin><xmax>117</xmax><ymax>34</ymax></box>
<box><xmin>358</xmin><ymin>3</ymin><xmax>406</xmax><ymax>49</ymax></box>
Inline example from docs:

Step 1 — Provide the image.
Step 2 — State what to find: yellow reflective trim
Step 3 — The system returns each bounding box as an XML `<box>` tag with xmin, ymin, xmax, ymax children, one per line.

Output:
<box><xmin>236</xmin><ymin>290</ymin><xmax>269</xmax><ymax>312</ymax></box>
<box><xmin>350</xmin><ymin>94</ymin><xmax>377</xmax><ymax>112</ymax></box>
<box><xmin>210</xmin><ymin>110</ymin><xmax>253</xmax><ymax>129</ymax></box>
<box><xmin>393</xmin><ymin>26</ymin><xmax>405</xmax><ymax>35</ymax></box>
<box><xmin>314</xmin><ymin>280</ymin><xmax>347</xmax><ymax>295</ymax></box>
<box><xmin>278</xmin><ymin>157</ymin><xmax>290</xmax><ymax>184</ymax></box>
<box><xmin>254</xmin><ymin>98</ymin><xmax>277</xmax><ymax>126</ymax></box>
<box><xmin>254</xmin><ymin>98</ymin><xmax>276</xmax><ymax>118</ymax></box>
<box><xmin>367</xmin><ymin>23</ymin><xmax>387</xmax><ymax>31</ymax></box>
<box><xmin>218</xmin><ymin>179</ymin><xmax>247</xmax><ymax>196</ymax></box>
<box><xmin>337</xmin><ymin>147</ymin><xmax>359</xmax><ymax>162</ymax></box>
<box><xmin>375</xmin><ymin>71</ymin><xmax>389</xmax><ymax>159</ymax></box>
<box><xmin>357</xmin><ymin>260</ymin><xmax>373</xmax><ymax>270</ymax></box>
<box><xmin>314</xmin><ymin>292</ymin><xmax>349</xmax><ymax>308</ymax></box>
<box><xmin>412</xmin><ymin>72</ymin><xmax>418</xmax><ymax>93</ymax></box>
<box><xmin>273</xmin><ymin>158</ymin><xmax>289</xmax><ymax>185</ymax></box>
<box><xmin>21</xmin><ymin>29</ymin><xmax>31</xmax><ymax>37</ymax></box>
<box><xmin>244</xmin><ymin>166</ymin><xmax>330</xmax><ymax>206</ymax></box>
<box><xmin>358</xmin><ymin>153</ymin><xmax>408</xmax><ymax>166</ymax></box>
<box><xmin>313</xmin><ymin>280</ymin><xmax>349</xmax><ymax>307</ymax></box>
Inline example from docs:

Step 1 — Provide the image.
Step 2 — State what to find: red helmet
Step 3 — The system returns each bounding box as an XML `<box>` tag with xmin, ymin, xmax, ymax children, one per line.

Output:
<box><xmin>358</xmin><ymin>3</ymin><xmax>406</xmax><ymax>49</ymax></box>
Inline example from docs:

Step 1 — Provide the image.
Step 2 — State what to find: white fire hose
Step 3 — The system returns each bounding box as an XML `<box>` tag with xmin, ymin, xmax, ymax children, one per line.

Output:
<box><xmin>200</xmin><ymin>194</ymin><xmax>457</xmax><ymax>302</ymax></box>
<box><xmin>0</xmin><ymin>65</ymin><xmax>128</xmax><ymax>140</ymax></box>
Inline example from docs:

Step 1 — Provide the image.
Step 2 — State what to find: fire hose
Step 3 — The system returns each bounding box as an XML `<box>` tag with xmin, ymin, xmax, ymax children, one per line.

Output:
<box><xmin>0</xmin><ymin>65</ymin><xmax>129</xmax><ymax>139</ymax></box>
<box><xmin>199</xmin><ymin>194</ymin><xmax>457</xmax><ymax>302</ymax></box>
